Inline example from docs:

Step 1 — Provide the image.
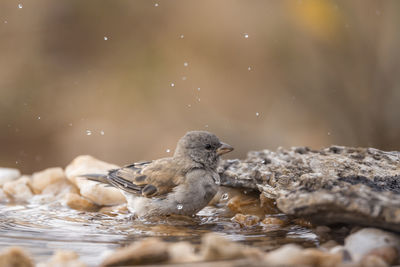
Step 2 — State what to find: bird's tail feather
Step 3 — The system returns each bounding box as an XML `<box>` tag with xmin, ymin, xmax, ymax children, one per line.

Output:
<box><xmin>79</xmin><ymin>174</ymin><xmax>110</xmax><ymax>185</ymax></box>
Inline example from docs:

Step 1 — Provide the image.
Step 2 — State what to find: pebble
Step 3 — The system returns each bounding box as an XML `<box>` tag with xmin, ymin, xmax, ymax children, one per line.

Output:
<box><xmin>261</xmin><ymin>217</ymin><xmax>286</xmax><ymax>227</ymax></box>
<box><xmin>263</xmin><ymin>244</ymin><xmax>342</xmax><ymax>266</ymax></box>
<box><xmin>227</xmin><ymin>194</ymin><xmax>267</xmax><ymax>218</ymax></box>
<box><xmin>0</xmin><ymin>167</ymin><xmax>21</xmax><ymax>186</ymax></box>
<box><xmin>200</xmin><ymin>233</ymin><xmax>263</xmax><ymax>261</ymax></box>
<box><xmin>99</xmin><ymin>204</ymin><xmax>129</xmax><ymax>216</ymax></box>
<box><xmin>232</xmin><ymin>213</ymin><xmax>260</xmax><ymax>227</ymax></box>
<box><xmin>344</xmin><ymin>228</ymin><xmax>400</xmax><ymax>263</ymax></box>
<box><xmin>37</xmin><ymin>250</ymin><xmax>86</xmax><ymax>267</ymax></box>
<box><xmin>65</xmin><ymin>155</ymin><xmax>125</xmax><ymax>206</ymax></box>
<box><xmin>31</xmin><ymin>167</ymin><xmax>66</xmax><ymax>194</ymax></box>
<box><xmin>0</xmin><ymin>246</ymin><xmax>33</xmax><ymax>267</ymax></box>
<box><xmin>64</xmin><ymin>192</ymin><xmax>99</xmax><ymax>212</ymax></box>
<box><xmin>101</xmin><ymin>238</ymin><xmax>169</xmax><ymax>266</ymax></box>
<box><xmin>3</xmin><ymin>176</ymin><xmax>33</xmax><ymax>201</ymax></box>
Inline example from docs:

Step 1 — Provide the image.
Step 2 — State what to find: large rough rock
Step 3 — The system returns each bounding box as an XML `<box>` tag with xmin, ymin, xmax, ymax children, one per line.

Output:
<box><xmin>219</xmin><ymin>146</ymin><xmax>400</xmax><ymax>232</ymax></box>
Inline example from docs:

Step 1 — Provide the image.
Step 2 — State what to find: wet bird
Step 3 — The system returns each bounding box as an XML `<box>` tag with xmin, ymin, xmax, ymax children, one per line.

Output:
<box><xmin>82</xmin><ymin>131</ymin><xmax>233</xmax><ymax>217</ymax></box>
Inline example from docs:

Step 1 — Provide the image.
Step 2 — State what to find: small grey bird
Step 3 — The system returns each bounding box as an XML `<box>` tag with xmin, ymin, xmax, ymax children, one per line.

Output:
<box><xmin>82</xmin><ymin>131</ymin><xmax>233</xmax><ymax>217</ymax></box>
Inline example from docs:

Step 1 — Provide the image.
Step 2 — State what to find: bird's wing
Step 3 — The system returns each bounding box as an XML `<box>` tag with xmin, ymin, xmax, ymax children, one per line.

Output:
<box><xmin>101</xmin><ymin>158</ymin><xmax>185</xmax><ymax>197</ymax></box>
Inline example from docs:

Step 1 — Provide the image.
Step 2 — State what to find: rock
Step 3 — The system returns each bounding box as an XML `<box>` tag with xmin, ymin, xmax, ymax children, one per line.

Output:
<box><xmin>232</xmin><ymin>214</ymin><xmax>260</xmax><ymax>227</ymax></box>
<box><xmin>168</xmin><ymin>242</ymin><xmax>200</xmax><ymax>263</ymax></box>
<box><xmin>65</xmin><ymin>155</ymin><xmax>125</xmax><ymax>206</ymax></box>
<box><xmin>344</xmin><ymin>228</ymin><xmax>400</xmax><ymax>263</ymax></box>
<box><xmin>31</xmin><ymin>167</ymin><xmax>66</xmax><ymax>194</ymax></box>
<box><xmin>359</xmin><ymin>255</ymin><xmax>389</xmax><ymax>267</ymax></box>
<box><xmin>0</xmin><ymin>167</ymin><xmax>21</xmax><ymax>186</ymax></box>
<box><xmin>3</xmin><ymin>176</ymin><xmax>33</xmax><ymax>201</ymax></box>
<box><xmin>200</xmin><ymin>233</ymin><xmax>263</xmax><ymax>261</ymax></box>
<box><xmin>365</xmin><ymin>246</ymin><xmax>398</xmax><ymax>265</ymax></box>
<box><xmin>37</xmin><ymin>250</ymin><xmax>86</xmax><ymax>267</ymax></box>
<box><xmin>263</xmin><ymin>244</ymin><xmax>342</xmax><ymax>267</ymax></box>
<box><xmin>226</xmin><ymin>194</ymin><xmax>267</xmax><ymax>218</ymax></box>
<box><xmin>0</xmin><ymin>246</ymin><xmax>34</xmax><ymax>267</ymax></box>
<box><xmin>261</xmin><ymin>217</ymin><xmax>286</xmax><ymax>227</ymax></box>
<box><xmin>64</xmin><ymin>192</ymin><xmax>99</xmax><ymax>212</ymax></box>
<box><xmin>101</xmin><ymin>238</ymin><xmax>169</xmax><ymax>266</ymax></box>
<box><xmin>0</xmin><ymin>188</ymin><xmax>9</xmax><ymax>203</ymax></box>
<box><xmin>219</xmin><ymin>146</ymin><xmax>400</xmax><ymax>231</ymax></box>
<box><xmin>99</xmin><ymin>204</ymin><xmax>128</xmax><ymax>216</ymax></box>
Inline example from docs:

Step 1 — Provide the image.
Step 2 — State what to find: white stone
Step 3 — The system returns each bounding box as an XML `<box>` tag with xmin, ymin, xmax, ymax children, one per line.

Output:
<box><xmin>3</xmin><ymin>176</ymin><xmax>33</xmax><ymax>201</ymax></box>
<box><xmin>31</xmin><ymin>167</ymin><xmax>66</xmax><ymax>194</ymax></box>
<box><xmin>65</xmin><ymin>155</ymin><xmax>125</xmax><ymax>206</ymax></box>
<box><xmin>37</xmin><ymin>250</ymin><xmax>86</xmax><ymax>267</ymax></box>
<box><xmin>0</xmin><ymin>168</ymin><xmax>21</xmax><ymax>186</ymax></box>
<box><xmin>344</xmin><ymin>228</ymin><xmax>400</xmax><ymax>262</ymax></box>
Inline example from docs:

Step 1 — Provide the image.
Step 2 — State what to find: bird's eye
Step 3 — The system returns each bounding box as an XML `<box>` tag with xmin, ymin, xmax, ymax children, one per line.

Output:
<box><xmin>205</xmin><ymin>144</ymin><xmax>212</xmax><ymax>150</ymax></box>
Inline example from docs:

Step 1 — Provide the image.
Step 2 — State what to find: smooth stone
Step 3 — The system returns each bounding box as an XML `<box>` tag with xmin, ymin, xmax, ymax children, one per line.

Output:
<box><xmin>232</xmin><ymin>213</ymin><xmax>260</xmax><ymax>227</ymax></box>
<box><xmin>101</xmin><ymin>238</ymin><xmax>169</xmax><ymax>266</ymax></box>
<box><xmin>0</xmin><ymin>246</ymin><xmax>33</xmax><ymax>267</ymax></box>
<box><xmin>261</xmin><ymin>217</ymin><xmax>286</xmax><ymax>227</ymax></box>
<box><xmin>99</xmin><ymin>204</ymin><xmax>129</xmax><ymax>216</ymax></box>
<box><xmin>168</xmin><ymin>242</ymin><xmax>200</xmax><ymax>263</ymax></box>
<box><xmin>31</xmin><ymin>167</ymin><xmax>66</xmax><ymax>194</ymax></box>
<box><xmin>65</xmin><ymin>155</ymin><xmax>125</xmax><ymax>206</ymax></box>
<box><xmin>37</xmin><ymin>250</ymin><xmax>86</xmax><ymax>267</ymax></box>
<box><xmin>344</xmin><ymin>228</ymin><xmax>400</xmax><ymax>263</ymax></box>
<box><xmin>0</xmin><ymin>188</ymin><xmax>9</xmax><ymax>203</ymax></box>
<box><xmin>64</xmin><ymin>192</ymin><xmax>99</xmax><ymax>212</ymax></box>
<box><xmin>200</xmin><ymin>233</ymin><xmax>263</xmax><ymax>261</ymax></box>
<box><xmin>3</xmin><ymin>176</ymin><xmax>33</xmax><ymax>201</ymax></box>
<box><xmin>0</xmin><ymin>167</ymin><xmax>21</xmax><ymax>186</ymax></box>
<box><xmin>263</xmin><ymin>244</ymin><xmax>342</xmax><ymax>267</ymax></box>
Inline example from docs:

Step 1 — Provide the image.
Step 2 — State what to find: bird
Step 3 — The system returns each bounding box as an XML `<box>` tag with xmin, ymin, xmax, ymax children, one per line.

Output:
<box><xmin>81</xmin><ymin>131</ymin><xmax>233</xmax><ymax>217</ymax></box>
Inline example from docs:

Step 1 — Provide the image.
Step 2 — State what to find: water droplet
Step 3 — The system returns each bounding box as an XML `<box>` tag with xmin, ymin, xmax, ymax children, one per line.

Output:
<box><xmin>256</xmin><ymin>112</ymin><xmax>260</xmax><ymax>117</ymax></box>
<box><xmin>197</xmin><ymin>87</ymin><xmax>201</xmax><ymax>91</ymax></box>
<box><xmin>170</xmin><ymin>83</ymin><xmax>175</xmax><ymax>87</ymax></box>
<box><xmin>166</xmin><ymin>149</ymin><xmax>171</xmax><ymax>153</ymax></box>
<box><xmin>69</xmin><ymin>123</ymin><xmax>73</xmax><ymax>127</ymax></box>
<box><xmin>205</xmin><ymin>124</ymin><xmax>209</xmax><ymax>128</ymax></box>
<box><xmin>182</xmin><ymin>76</ymin><xmax>187</xmax><ymax>81</ymax></box>
<box><xmin>180</xmin><ymin>34</ymin><xmax>184</xmax><ymax>39</ymax></box>
<box><xmin>177</xmin><ymin>204</ymin><xmax>183</xmax><ymax>210</ymax></box>
<box><xmin>18</xmin><ymin>4</ymin><xmax>23</xmax><ymax>9</ymax></box>
<box><xmin>215</xmin><ymin>180</ymin><xmax>220</xmax><ymax>185</ymax></box>
<box><xmin>100</xmin><ymin>130</ymin><xmax>105</xmax><ymax>135</ymax></box>
<box><xmin>16</xmin><ymin>161</ymin><xmax>19</xmax><ymax>164</ymax></box>
<box><xmin>197</xmin><ymin>98</ymin><xmax>201</xmax><ymax>102</ymax></box>
<box><xmin>103</xmin><ymin>36</ymin><xmax>108</xmax><ymax>41</ymax></box>
<box><xmin>221</xmin><ymin>193</ymin><xmax>229</xmax><ymax>201</ymax></box>
<box><xmin>327</xmin><ymin>132</ymin><xmax>331</xmax><ymax>136</ymax></box>
<box><xmin>244</xmin><ymin>33</ymin><xmax>249</xmax><ymax>39</ymax></box>
<box><xmin>154</xmin><ymin>3</ymin><xmax>159</xmax><ymax>7</ymax></box>
<box><xmin>187</xmin><ymin>104</ymin><xmax>191</xmax><ymax>108</ymax></box>
<box><xmin>4</xmin><ymin>20</ymin><xmax>8</xmax><ymax>24</ymax></box>
<box><xmin>183</xmin><ymin>62</ymin><xmax>188</xmax><ymax>67</ymax></box>
<box><xmin>248</xmin><ymin>66</ymin><xmax>252</xmax><ymax>71</ymax></box>
<box><xmin>86</xmin><ymin>130</ymin><xmax>92</xmax><ymax>136</ymax></box>
<box><xmin>124</xmin><ymin>183</ymin><xmax>128</xmax><ymax>188</ymax></box>
<box><xmin>37</xmin><ymin>116</ymin><xmax>41</xmax><ymax>120</ymax></box>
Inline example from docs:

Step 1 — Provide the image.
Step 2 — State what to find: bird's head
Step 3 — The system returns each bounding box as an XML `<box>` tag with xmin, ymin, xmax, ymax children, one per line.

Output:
<box><xmin>174</xmin><ymin>131</ymin><xmax>233</xmax><ymax>169</ymax></box>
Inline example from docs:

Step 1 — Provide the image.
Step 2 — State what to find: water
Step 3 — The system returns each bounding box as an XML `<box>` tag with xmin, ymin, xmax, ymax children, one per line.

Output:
<box><xmin>0</xmin><ymin>201</ymin><xmax>320</xmax><ymax>266</ymax></box>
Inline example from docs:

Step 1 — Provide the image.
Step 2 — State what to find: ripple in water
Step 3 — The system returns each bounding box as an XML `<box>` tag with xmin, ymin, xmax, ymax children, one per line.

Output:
<box><xmin>0</xmin><ymin>202</ymin><xmax>319</xmax><ymax>266</ymax></box>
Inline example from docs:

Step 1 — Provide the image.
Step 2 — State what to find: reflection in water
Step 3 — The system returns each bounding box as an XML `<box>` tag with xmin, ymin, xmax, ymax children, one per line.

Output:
<box><xmin>0</xmin><ymin>202</ymin><xmax>318</xmax><ymax>266</ymax></box>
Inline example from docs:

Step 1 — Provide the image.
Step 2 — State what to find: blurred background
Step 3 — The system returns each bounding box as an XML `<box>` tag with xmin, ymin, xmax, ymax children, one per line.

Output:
<box><xmin>1</xmin><ymin>0</ymin><xmax>399</xmax><ymax>174</ymax></box>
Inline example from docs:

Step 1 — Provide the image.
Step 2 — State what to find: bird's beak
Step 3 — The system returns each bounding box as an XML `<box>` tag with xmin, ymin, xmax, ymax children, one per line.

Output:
<box><xmin>217</xmin><ymin>142</ymin><xmax>234</xmax><ymax>156</ymax></box>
